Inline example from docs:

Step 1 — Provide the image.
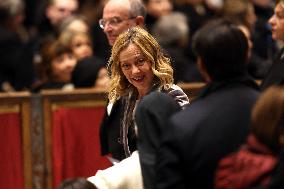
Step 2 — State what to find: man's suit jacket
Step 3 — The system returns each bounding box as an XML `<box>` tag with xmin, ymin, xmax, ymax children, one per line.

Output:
<box><xmin>157</xmin><ymin>76</ymin><xmax>260</xmax><ymax>189</ymax></box>
<box><xmin>0</xmin><ymin>27</ymin><xmax>34</xmax><ymax>91</ymax></box>
<box><xmin>135</xmin><ymin>92</ymin><xmax>181</xmax><ymax>189</ymax></box>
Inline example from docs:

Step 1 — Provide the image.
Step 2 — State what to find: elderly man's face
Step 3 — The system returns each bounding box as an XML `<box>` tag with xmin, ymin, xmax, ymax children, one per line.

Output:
<box><xmin>46</xmin><ymin>0</ymin><xmax>78</xmax><ymax>26</ymax></box>
<box><xmin>101</xmin><ymin>0</ymin><xmax>137</xmax><ymax>46</ymax></box>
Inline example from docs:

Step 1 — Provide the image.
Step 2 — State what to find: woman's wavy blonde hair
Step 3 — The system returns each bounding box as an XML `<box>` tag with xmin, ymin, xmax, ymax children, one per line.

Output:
<box><xmin>276</xmin><ymin>0</ymin><xmax>284</xmax><ymax>8</ymax></box>
<box><xmin>107</xmin><ymin>26</ymin><xmax>173</xmax><ymax>103</ymax></box>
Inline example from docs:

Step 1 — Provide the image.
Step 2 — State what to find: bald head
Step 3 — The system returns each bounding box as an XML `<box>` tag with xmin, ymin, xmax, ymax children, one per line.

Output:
<box><xmin>101</xmin><ymin>0</ymin><xmax>145</xmax><ymax>45</ymax></box>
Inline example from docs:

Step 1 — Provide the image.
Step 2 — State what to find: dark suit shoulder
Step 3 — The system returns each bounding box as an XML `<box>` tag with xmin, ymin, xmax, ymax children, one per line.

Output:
<box><xmin>261</xmin><ymin>57</ymin><xmax>284</xmax><ymax>90</ymax></box>
<box><xmin>170</xmin><ymin>83</ymin><xmax>259</xmax><ymax>138</ymax></box>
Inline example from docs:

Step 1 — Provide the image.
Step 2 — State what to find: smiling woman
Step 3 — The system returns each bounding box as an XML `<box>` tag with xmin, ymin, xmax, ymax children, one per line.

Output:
<box><xmin>117</xmin><ymin>43</ymin><xmax>155</xmax><ymax>99</ymax></box>
<box><xmin>99</xmin><ymin>26</ymin><xmax>189</xmax><ymax>161</ymax></box>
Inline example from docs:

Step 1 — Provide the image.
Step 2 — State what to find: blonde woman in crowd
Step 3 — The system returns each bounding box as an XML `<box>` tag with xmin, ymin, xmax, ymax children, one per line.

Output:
<box><xmin>100</xmin><ymin>26</ymin><xmax>189</xmax><ymax>162</ymax></box>
<box><xmin>59</xmin><ymin>31</ymin><xmax>93</xmax><ymax>60</ymax></box>
<box><xmin>58</xmin><ymin>30</ymin><xmax>110</xmax><ymax>89</ymax></box>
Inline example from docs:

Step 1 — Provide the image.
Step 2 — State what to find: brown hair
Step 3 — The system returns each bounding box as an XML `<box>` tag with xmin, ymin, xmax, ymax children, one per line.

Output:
<box><xmin>276</xmin><ymin>0</ymin><xmax>284</xmax><ymax>7</ymax></box>
<box><xmin>58</xmin><ymin>14</ymin><xmax>89</xmax><ymax>34</ymax></box>
<box><xmin>222</xmin><ymin>0</ymin><xmax>254</xmax><ymax>31</ymax></box>
<box><xmin>58</xmin><ymin>30</ymin><xmax>93</xmax><ymax>51</ymax></box>
<box><xmin>40</xmin><ymin>39</ymin><xmax>73</xmax><ymax>81</ymax></box>
<box><xmin>251</xmin><ymin>86</ymin><xmax>284</xmax><ymax>152</ymax></box>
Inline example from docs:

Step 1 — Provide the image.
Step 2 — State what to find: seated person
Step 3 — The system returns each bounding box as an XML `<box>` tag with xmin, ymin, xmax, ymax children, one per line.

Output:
<box><xmin>59</xmin><ymin>30</ymin><xmax>109</xmax><ymax>89</ymax></box>
<box><xmin>152</xmin><ymin>12</ymin><xmax>203</xmax><ymax>83</ymax></box>
<box><xmin>59</xmin><ymin>30</ymin><xmax>93</xmax><ymax>60</ymax></box>
<box><xmin>215</xmin><ymin>86</ymin><xmax>284</xmax><ymax>189</ymax></box>
<box><xmin>58</xmin><ymin>14</ymin><xmax>90</xmax><ymax>34</ymax></box>
<box><xmin>33</xmin><ymin>39</ymin><xmax>76</xmax><ymax>91</ymax></box>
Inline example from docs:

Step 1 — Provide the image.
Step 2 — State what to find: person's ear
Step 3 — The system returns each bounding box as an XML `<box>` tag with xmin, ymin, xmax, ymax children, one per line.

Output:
<box><xmin>197</xmin><ymin>57</ymin><xmax>212</xmax><ymax>83</ymax></box>
<box><xmin>135</xmin><ymin>16</ymin><xmax>145</xmax><ymax>27</ymax></box>
<box><xmin>46</xmin><ymin>5</ymin><xmax>53</xmax><ymax>19</ymax></box>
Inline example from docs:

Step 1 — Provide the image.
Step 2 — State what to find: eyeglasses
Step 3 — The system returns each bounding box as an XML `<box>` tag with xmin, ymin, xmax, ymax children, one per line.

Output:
<box><xmin>99</xmin><ymin>16</ymin><xmax>136</xmax><ymax>29</ymax></box>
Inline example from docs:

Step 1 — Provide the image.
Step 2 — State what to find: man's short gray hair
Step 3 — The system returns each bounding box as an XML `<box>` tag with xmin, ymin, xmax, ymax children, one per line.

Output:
<box><xmin>129</xmin><ymin>0</ymin><xmax>146</xmax><ymax>18</ymax></box>
<box><xmin>152</xmin><ymin>12</ymin><xmax>189</xmax><ymax>45</ymax></box>
<box><xmin>0</xmin><ymin>0</ymin><xmax>24</xmax><ymax>17</ymax></box>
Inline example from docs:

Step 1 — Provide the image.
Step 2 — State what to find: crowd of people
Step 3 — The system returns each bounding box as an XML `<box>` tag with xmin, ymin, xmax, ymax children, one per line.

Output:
<box><xmin>0</xmin><ymin>0</ymin><xmax>277</xmax><ymax>92</ymax></box>
<box><xmin>2</xmin><ymin>0</ymin><xmax>284</xmax><ymax>189</ymax></box>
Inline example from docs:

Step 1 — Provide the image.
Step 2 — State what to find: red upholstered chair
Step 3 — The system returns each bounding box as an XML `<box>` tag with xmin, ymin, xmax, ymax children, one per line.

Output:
<box><xmin>41</xmin><ymin>89</ymin><xmax>112</xmax><ymax>189</ymax></box>
<box><xmin>0</xmin><ymin>92</ymin><xmax>32</xmax><ymax>189</ymax></box>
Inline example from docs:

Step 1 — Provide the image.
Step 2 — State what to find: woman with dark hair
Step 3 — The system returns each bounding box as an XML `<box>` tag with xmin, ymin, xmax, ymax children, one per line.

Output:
<box><xmin>33</xmin><ymin>39</ymin><xmax>76</xmax><ymax>91</ymax></box>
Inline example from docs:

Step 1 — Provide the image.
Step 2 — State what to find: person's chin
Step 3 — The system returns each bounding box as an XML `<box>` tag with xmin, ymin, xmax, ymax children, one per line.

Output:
<box><xmin>132</xmin><ymin>80</ymin><xmax>145</xmax><ymax>88</ymax></box>
<box><xmin>108</xmin><ymin>36</ymin><xmax>117</xmax><ymax>46</ymax></box>
<box><xmin>272</xmin><ymin>35</ymin><xmax>278</xmax><ymax>41</ymax></box>
<box><xmin>83</xmin><ymin>52</ymin><xmax>92</xmax><ymax>58</ymax></box>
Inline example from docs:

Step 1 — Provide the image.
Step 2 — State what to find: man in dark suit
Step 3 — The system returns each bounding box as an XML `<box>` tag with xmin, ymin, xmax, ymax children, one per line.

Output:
<box><xmin>156</xmin><ymin>19</ymin><xmax>260</xmax><ymax>189</ymax></box>
<box><xmin>261</xmin><ymin>0</ymin><xmax>284</xmax><ymax>90</ymax></box>
<box><xmin>135</xmin><ymin>92</ymin><xmax>182</xmax><ymax>189</ymax></box>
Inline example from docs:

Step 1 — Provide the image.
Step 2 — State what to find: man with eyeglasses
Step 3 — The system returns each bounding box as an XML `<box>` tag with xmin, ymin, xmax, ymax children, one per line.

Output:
<box><xmin>100</xmin><ymin>0</ymin><xmax>146</xmax><ymax>46</ymax></box>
